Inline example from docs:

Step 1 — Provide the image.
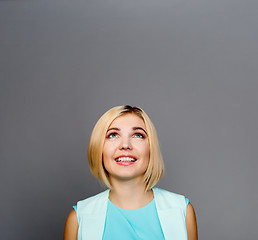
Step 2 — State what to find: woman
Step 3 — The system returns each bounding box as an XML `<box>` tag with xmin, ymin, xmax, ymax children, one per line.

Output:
<box><xmin>64</xmin><ymin>105</ymin><xmax>198</xmax><ymax>240</ymax></box>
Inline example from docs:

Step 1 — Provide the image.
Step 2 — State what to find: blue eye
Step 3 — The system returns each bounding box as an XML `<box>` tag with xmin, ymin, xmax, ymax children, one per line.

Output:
<box><xmin>134</xmin><ymin>133</ymin><xmax>144</xmax><ymax>138</ymax></box>
<box><xmin>107</xmin><ymin>132</ymin><xmax>118</xmax><ymax>138</ymax></box>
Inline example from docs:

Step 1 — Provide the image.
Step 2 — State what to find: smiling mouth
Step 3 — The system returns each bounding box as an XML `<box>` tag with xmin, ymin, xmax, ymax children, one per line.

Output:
<box><xmin>115</xmin><ymin>157</ymin><xmax>137</xmax><ymax>162</ymax></box>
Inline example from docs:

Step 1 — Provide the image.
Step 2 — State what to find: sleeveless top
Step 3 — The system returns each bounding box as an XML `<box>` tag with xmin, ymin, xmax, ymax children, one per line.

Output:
<box><xmin>102</xmin><ymin>199</ymin><xmax>165</xmax><ymax>239</ymax></box>
<box><xmin>73</xmin><ymin>188</ymin><xmax>189</xmax><ymax>240</ymax></box>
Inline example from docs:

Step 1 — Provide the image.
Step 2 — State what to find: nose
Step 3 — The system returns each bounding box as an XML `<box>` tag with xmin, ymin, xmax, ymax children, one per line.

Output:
<box><xmin>119</xmin><ymin>137</ymin><xmax>132</xmax><ymax>150</ymax></box>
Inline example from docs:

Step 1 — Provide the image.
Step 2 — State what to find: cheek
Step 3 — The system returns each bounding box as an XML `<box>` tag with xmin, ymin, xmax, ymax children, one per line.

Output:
<box><xmin>141</xmin><ymin>140</ymin><xmax>150</xmax><ymax>153</ymax></box>
<box><xmin>134</xmin><ymin>141</ymin><xmax>150</xmax><ymax>158</ymax></box>
<box><xmin>103</xmin><ymin>141</ymin><xmax>117</xmax><ymax>159</ymax></box>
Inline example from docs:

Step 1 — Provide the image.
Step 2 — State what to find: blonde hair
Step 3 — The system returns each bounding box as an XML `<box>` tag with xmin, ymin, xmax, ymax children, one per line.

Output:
<box><xmin>88</xmin><ymin>105</ymin><xmax>164</xmax><ymax>191</ymax></box>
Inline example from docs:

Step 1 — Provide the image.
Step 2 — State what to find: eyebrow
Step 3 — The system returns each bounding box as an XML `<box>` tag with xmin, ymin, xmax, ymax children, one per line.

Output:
<box><xmin>106</xmin><ymin>127</ymin><xmax>120</xmax><ymax>133</ymax></box>
<box><xmin>106</xmin><ymin>127</ymin><xmax>148</xmax><ymax>135</ymax></box>
<box><xmin>132</xmin><ymin>127</ymin><xmax>148</xmax><ymax>135</ymax></box>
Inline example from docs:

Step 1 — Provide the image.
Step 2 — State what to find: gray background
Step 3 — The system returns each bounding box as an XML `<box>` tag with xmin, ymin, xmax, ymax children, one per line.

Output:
<box><xmin>0</xmin><ymin>0</ymin><xmax>257</xmax><ymax>239</ymax></box>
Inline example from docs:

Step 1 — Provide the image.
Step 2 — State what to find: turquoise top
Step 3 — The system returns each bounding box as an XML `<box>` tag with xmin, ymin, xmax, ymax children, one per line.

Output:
<box><xmin>102</xmin><ymin>199</ymin><xmax>165</xmax><ymax>240</ymax></box>
<box><xmin>73</xmin><ymin>197</ymin><xmax>189</xmax><ymax>240</ymax></box>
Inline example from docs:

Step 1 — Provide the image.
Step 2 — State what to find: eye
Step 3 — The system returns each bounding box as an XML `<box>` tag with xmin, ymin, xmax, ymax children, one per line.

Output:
<box><xmin>133</xmin><ymin>132</ymin><xmax>145</xmax><ymax>138</ymax></box>
<box><xmin>107</xmin><ymin>132</ymin><xmax>118</xmax><ymax>139</ymax></box>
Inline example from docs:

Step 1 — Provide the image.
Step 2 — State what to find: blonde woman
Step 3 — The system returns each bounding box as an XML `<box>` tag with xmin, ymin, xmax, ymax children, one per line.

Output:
<box><xmin>64</xmin><ymin>105</ymin><xmax>198</xmax><ymax>240</ymax></box>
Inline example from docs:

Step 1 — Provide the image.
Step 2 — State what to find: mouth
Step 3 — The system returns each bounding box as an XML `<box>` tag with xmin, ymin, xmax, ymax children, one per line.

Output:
<box><xmin>114</xmin><ymin>156</ymin><xmax>137</xmax><ymax>163</ymax></box>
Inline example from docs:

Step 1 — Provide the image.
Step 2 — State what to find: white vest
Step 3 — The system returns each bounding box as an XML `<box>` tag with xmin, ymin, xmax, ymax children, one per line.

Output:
<box><xmin>76</xmin><ymin>188</ymin><xmax>188</xmax><ymax>240</ymax></box>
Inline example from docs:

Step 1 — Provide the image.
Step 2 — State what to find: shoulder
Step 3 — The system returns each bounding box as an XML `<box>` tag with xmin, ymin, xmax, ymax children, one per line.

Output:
<box><xmin>77</xmin><ymin>189</ymin><xmax>110</xmax><ymax>216</ymax></box>
<box><xmin>153</xmin><ymin>187</ymin><xmax>186</xmax><ymax>209</ymax></box>
<box><xmin>63</xmin><ymin>209</ymin><xmax>78</xmax><ymax>240</ymax></box>
<box><xmin>153</xmin><ymin>187</ymin><xmax>186</xmax><ymax>199</ymax></box>
<box><xmin>77</xmin><ymin>189</ymin><xmax>109</xmax><ymax>208</ymax></box>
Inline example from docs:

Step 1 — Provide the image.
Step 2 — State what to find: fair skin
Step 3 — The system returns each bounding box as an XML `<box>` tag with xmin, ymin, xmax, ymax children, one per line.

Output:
<box><xmin>103</xmin><ymin>113</ymin><xmax>153</xmax><ymax>209</ymax></box>
<box><xmin>63</xmin><ymin>113</ymin><xmax>198</xmax><ymax>240</ymax></box>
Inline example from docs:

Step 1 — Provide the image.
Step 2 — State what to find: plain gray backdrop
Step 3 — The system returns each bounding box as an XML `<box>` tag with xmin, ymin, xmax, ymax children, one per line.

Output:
<box><xmin>1</xmin><ymin>0</ymin><xmax>258</xmax><ymax>239</ymax></box>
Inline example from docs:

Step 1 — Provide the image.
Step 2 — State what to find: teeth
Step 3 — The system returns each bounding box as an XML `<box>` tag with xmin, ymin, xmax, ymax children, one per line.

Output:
<box><xmin>115</xmin><ymin>157</ymin><xmax>136</xmax><ymax>162</ymax></box>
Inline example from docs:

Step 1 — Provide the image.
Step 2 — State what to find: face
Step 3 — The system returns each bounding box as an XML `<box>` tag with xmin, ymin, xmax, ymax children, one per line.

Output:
<box><xmin>103</xmin><ymin>113</ymin><xmax>150</xmax><ymax>183</ymax></box>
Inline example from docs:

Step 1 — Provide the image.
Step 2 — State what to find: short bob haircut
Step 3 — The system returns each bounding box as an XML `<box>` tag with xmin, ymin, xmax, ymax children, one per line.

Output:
<box><xmin>88</xmin><ymin>105</ymin><xmax>164</xmax><ymax>191</ymax></box>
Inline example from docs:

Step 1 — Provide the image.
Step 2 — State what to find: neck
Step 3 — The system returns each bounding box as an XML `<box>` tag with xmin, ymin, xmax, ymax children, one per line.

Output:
<box><xmin>108</xmin><ymin>177</ymin><xmax>153</xmax><ymax>209</ymax></box>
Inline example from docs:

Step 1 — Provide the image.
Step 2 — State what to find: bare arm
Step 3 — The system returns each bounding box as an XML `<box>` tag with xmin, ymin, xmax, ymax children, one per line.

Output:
<box><xmin>186</xmin><ymin>203</ymin><xmax>198</xmax><ymax>240</ymax></box>
<box><xmin>63</xmin><ymin>209</ymin><xmax>78</xmax><ymax>240</ymax></box>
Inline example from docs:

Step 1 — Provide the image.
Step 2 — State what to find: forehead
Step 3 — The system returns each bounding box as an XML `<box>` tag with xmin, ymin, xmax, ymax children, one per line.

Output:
<box><xmin>108</xmin><ymin>113</ymin><xmax>146</xmax><ymax>129</ymax></box>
